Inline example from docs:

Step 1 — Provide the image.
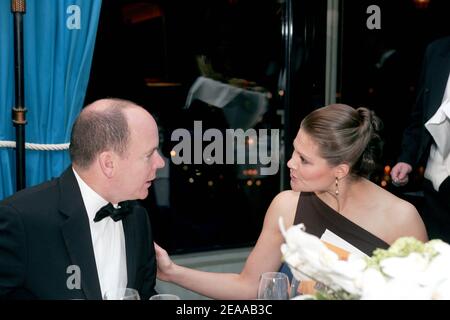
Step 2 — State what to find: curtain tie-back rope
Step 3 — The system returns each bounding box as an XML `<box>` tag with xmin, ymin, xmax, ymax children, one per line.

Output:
<box><xmin>0</xmin><ymin>140</ymin><xmax>69</xmax><ymax>151</ymax></box>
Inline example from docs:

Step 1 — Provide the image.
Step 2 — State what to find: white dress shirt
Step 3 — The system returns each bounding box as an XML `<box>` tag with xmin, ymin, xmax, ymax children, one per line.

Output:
<box><xmin>72</xmin><ymin>168</ymin><xmax>128</xmax><ymax>298</ymax></box>
<box><xmin>424</xmin><ymin>73</ymin><xmax>450</xmax><ymax>191</ymax></box>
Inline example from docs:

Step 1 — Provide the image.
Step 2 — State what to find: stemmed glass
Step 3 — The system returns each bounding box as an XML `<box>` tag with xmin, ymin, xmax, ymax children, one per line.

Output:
<box><xmin>103</xmin><ymin>288</ymin><xmax>141</xmax><ymax>300</ymax></box>
<box><xmin>257</xmin><ymin>272</ymin><xmax>290</xmax><ymax>300</ymax></box>
<box><xmin>149</xmin><ymin>294</ymin><xmax>181</xmax><ymax>300</ymax></box>
<box><xmin>290</xmin><ymin>277</ymin><xmax>302</xmax><ymax>298</ymax></box>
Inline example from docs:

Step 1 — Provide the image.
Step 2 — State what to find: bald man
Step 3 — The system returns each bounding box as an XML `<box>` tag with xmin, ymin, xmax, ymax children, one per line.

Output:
<box><xmin>0</xmin><ymin>99</ymin><xmax>165</xmax><ymax>299</ymax></box>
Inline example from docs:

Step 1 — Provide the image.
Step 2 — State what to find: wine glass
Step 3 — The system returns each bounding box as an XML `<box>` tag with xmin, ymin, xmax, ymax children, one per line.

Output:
<box><xmin>257</xmin><ymin>272</ymin><xmax>290</xmax><ymax>300</ymax></box>
<box><xmin>149</xmin><ymin>294</ymin><xmax>181</xmax><ymax>300</ymax></box>
<box><xmin>103</xmin><ymin>287</ymin><xmax>140</xmax><ymax>300</ymax></box>
<box><xmin>290</xmin><ymin>277</ymin><xmax>302</xmax><ymax>299</ymax></box>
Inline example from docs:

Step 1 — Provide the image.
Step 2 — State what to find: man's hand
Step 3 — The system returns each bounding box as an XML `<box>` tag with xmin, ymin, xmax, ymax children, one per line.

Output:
<box><xmin>391</xmin><ymin>162</ymin><xmax>413</xmax><ymax>186</ymax></box>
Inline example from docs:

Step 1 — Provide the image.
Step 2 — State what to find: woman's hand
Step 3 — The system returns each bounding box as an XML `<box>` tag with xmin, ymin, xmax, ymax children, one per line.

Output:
<box><xmin>154</xmin><ymin>242</ymin><xmax>174</xmax><ymax>282</ymax></box>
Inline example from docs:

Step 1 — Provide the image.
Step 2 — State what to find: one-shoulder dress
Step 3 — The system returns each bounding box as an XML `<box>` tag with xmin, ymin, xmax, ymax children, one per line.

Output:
<box><xmin>293</xmin><ymin>192</ymin><xmax>389</xmax><ymax>256</ymax></box>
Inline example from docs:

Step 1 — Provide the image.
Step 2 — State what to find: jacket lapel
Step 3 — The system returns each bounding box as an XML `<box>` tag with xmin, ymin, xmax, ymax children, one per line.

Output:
<box><xmin>122</xmin><ymin>206</ymin><xmax>137</xmax><ymax>289</ymax></box>
<box><xmin>426</xmin><ymin>43</ymin><xmax>450</xmax><ymax>120</ymax></box>
<box><xmin>58</xmin><ymin>168</ymin><xmax>103</xmax><ymax>300</ymax></box>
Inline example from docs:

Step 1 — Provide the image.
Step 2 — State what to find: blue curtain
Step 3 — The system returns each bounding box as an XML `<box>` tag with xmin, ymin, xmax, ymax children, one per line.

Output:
<box><xmin>0</xmin><ymin>0</ymin><xmax>102</xmax><ymax>200</ymax></box>
<box><xmin>0</xmin><ymin>0</ymin><xmax>15</xmax><ymax>200</ymax></box>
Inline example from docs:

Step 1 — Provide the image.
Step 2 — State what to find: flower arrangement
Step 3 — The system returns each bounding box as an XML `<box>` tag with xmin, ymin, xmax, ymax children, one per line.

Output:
<box><xmin>279</xmin><ymin>217</ymin><xmax>450</xmax><ymax>300</ymax></box>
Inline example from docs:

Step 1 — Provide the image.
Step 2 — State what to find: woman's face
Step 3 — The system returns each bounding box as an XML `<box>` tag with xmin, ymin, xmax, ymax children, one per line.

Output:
<box><xmin>287</xmin><ymin>128</ymin><xmax>336</xmax><ymax>192</ymax></box>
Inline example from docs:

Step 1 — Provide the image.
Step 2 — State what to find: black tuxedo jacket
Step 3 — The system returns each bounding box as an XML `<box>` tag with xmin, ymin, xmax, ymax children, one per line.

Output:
<box><xmin>399</xmin><ymin>36</ymin><xmax>450</xmax><ymax>167</ymax></box>
<box><xmin>0</xmin><ymin>168</ymin><xmax>157</xmax><ymax>299</ymax></box>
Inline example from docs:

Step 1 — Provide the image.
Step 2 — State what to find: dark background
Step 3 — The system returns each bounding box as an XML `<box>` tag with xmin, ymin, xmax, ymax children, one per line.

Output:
<box><xmin>85</xmin><ymin>0</ymin><xmax>450</xmax><ymax>253</ymax></box>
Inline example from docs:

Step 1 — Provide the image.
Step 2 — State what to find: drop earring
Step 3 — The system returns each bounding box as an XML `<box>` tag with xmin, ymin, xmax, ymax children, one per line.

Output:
<box><xmin>335</xmin><ymin>177</ymin><xmax>339</xmax><ymax>197</ymax></box>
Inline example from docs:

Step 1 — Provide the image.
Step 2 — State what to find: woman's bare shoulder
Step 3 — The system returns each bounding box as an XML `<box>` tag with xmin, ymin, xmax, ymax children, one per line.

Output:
<box><xmin>360</xmin><ymin>181</ymin><xmax>427</xmax><ymax>243</ymax></box>
<box><xmin>272</xmin><ymin>190</ymin><xmax>300</xmax><ymax>204</ymax></box>
<box><xmin>270</xmin><ymin>190</ymin><xmax>301</xmax><ymax>213</ymax></box>
<box><xmin>266</xmin><ymin>190</ymin><xmax>300</xmax><ymax>227</ymax></box>
<box><xmin>389</xmin><ymin>195</ymin><xmax>423</xmax><ymax>225</ymax></box>
<box><xmin>366</xmin><ymin>180</ymin><xmax>416</xmax><ymax>212</ymax></box>
<box><xmin>373</xmin><ymin>184</ymin><xmax>418</xmax><ymax>216</ymax></box>
<box><xmin>374</xmin><ymin>186</ymin><xmax>427</xmax><ymax>242</ymax></box>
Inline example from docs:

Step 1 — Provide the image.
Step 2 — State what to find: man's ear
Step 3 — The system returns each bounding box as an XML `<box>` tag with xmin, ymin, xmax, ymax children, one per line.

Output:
<box><xmin>98</xmin><ymin>151</ymin><xmax>115</xmax><ymax>178</ymax></box>
<box><xmin>335</xmin><ymin>163</ymin><xmax>350</xmax><ymax>180</ymax></box>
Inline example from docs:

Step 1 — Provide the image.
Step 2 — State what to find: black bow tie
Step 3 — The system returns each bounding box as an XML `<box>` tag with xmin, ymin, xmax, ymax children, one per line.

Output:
<box><xmin>94</xmin><ymin>201</ymin><xmax>134</xmax><ymax>222</ymax></box>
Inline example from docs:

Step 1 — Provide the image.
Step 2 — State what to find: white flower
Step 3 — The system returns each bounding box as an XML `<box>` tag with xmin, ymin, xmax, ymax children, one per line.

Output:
<box><xmin>279</xmin><ymin>217</ymin><xmax>365</xmax><ymax>297</ymax></box>
<box><xmin>279</xmin><ymin>219</ymin><xmax>340</xmax><ymax>283</ymax></box>
<box><xmin>279</xmin><ymin>217</ymin><xmax>450</xmax><ymax>300</ymax></box>
<box><xmin>359</xmin><ymin>269</ymin><xmax>433</xmax><ymax>300</ymax></box>
<box><xmin>358</xmin><ymin>268</ymin><xmax>387</xmax><ymax>300</ymax></box>
<box><xmin>327</xmin><ymin>257</ymin><xmax>366</xmax><ymax>294</ymax></box>
<box><xmin>379</xmin><ymin>253</ymin><xmax>428</xmax><ymax>281</ymax></box>
<box><xmin>433</xmin><ymin>279</ymin><xmax>450</xmax><ymax>300</ymax></box>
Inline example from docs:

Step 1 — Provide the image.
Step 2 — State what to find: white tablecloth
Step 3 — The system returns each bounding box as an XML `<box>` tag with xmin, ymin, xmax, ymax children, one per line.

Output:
<box><xmin>185</xmin><ymin>76</ymin><xmax>269</xmax><ymax>130</ymax></box>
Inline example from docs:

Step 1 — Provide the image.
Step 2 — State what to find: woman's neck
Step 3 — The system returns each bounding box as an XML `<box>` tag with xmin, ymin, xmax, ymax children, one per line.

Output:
<box><xmin>317</xmin><ymin>176</ymin><xmax>366</xmax><ymax>213</ymax></box>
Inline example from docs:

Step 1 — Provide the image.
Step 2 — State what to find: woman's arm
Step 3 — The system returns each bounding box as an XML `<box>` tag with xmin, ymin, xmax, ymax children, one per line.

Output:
<box><xmin>155</xmin><ymin>191</ymin><xmax>299</xmax><ymax>300</ymax></box>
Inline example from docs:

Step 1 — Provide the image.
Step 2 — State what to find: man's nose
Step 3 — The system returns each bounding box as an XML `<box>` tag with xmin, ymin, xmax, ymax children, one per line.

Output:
<box><xmin>155</xmin><ymin>151</ymin><xmax>165</xmax><ymax>169</ymax></box>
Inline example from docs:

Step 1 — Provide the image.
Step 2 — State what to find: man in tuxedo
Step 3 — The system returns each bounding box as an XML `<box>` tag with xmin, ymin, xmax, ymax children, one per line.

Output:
<box><xmin>0</xmin><ymin>98</ymin><xmax>165</xmax><ymax>299</ymax></box>
<box><xmin>391</xmin><ymin>36</ymin><xmax>450</xmax><ymax>242</ymax></box>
